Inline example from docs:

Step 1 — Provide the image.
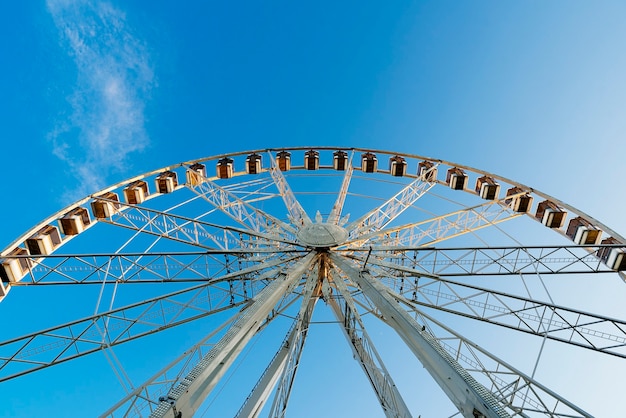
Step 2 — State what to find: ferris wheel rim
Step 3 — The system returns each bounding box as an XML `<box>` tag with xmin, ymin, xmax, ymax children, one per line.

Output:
<box><xmin>2</xmin><ymin>146</ymin><xmax>624</xmax><ymax>260</ymax></box>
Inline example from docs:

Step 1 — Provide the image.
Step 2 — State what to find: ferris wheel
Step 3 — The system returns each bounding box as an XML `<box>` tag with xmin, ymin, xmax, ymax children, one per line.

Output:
<box><xmin>1</xmin><ymin>147</ymin><xmax>625</xmax><ymax>417</ymax></box>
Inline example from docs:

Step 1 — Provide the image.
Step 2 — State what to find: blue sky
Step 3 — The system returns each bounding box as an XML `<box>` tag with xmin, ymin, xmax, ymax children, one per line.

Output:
<box><xmin>1</xmin><ymin>1</ymin><xmax>626</xmax><ymax>417</ymax></box>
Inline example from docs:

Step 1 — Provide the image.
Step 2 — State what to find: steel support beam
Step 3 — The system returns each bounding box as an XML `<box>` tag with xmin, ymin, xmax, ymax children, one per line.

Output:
<box><xmin>151</xmin><ymin>252</ymin><xmax>317</xmax><ymax>418</ymax></box>
<box><xmin>103</xmin><ymin>202</ymin><xmax>298</xmax><ymax>250</ymax></box>
<box><xmin>346</xmin><ymin>177</ymin><xmax>435</xmax><ymax>239</ymax></box>
<box><xmin>381</xmin><ymin>274</ymin><xmax>626</xmax><ymax>359</ymax></box>
<box><xmin>346</xmin><ymin>199</ymin><xmax>521</xmax><ymax>248</ymax></box>
<box><xmin>267</xmin><ymin>151</ymin><xmax>312</xmax><ymax>228</ymax></box>
<box><xmin>330</xmin><ymin>253</ymin><xmax>509</xmax><ymax>418</ymax></box>
<box><xmin>0</xmin><ymin>279</ymin><xmax>255</xmax><ymax>382</ymax></box>
<box><xmin>188</xmin><ymin>172</ymin><xmax>296</xmax><ymax>237</ymax></box>
<box><xmin>327</xmin><ymin>260</ymin><xmax>413</xmax><ymax>418</ymax></box>
<box><xmin>395</xmin><ymin>297</ymin><xmax>593</xmax><ymax>417</ymax></box>
<box><xmin>328</xmin><ymin>151</ymin><xmax>354</xmax><ymax>225</ymax></box>
<box><xmin>343</xmin><ymin>244</ymin><xmax>620</xmax><ymax>277</ymax></box>
<box><xmin>237</xmin><ymin>267</ymin><xmax>320</xmax><ymax>418</ymax></box>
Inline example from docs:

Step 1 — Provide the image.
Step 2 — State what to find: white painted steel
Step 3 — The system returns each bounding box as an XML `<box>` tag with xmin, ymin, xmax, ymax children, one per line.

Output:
<box><xmin>1</xmin><ymin>147</ymin><xmax>622</xmax><ymax>417</ymax></box>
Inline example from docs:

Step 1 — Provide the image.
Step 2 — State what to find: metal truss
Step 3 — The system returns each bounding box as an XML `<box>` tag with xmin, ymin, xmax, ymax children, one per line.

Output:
<box><xmin>3</xmin><ymin>148</ymin><xmax>624</xmax><ymax>417</ymax></box>
<box><xmin>6</xmin><ymin>251</ymin><xmax>301</xmax><ymax>285</ymax></box>
<box><xmin>265</xmin><ymin>265</ymin><xmax>320</xmax><ymax>418</ymax></box>
<box><xmin>346</xmin><ymin>198</ymin><xmax>522</xmax><ymax>248</ymax></box>
<box><xmin>396</xmin><ymin>298</ymin><xmax>593</xmax><ymax>417</ymax></box>
<box><xmin>330</xmin><ymin>253</ymin><xmax>510</xmax><ymax>418</ymax></box>
<box><xmin>102</xmin><ymin>311</ymin><xmax>241</xmax><ymax>418</ymax></box>
<box><xmin>234</xmin><ymin>323</ymin><xmax>303</xmax><ymax>418</ymax></box>
<box><xmin>367</xmin><ymin>264</ymin><xmax>626</xmax><ymax>359</ymax></box>
<box><xmin>101</xmin><ymin>201</ymin><xmax>298</xmax><ymax>251</ymax></box>
<box><xmin>328</xmin><ymin>151</ymin><xmax>354</xmax><ymax>225</ymax></box>
<box><xmin>0</xmin><ymin>278</ymin><xmax>257</xmax><ymax>382</ymax></box>
<box><xmin>103</xmin><ymin>280</ymin><xmax>305</xmax><ymax>418</ymax></box>
<box><xmin>187</xmin><ymin>170</ymin><xmax>296</xmax><ymax>237</ymax></box>
<box><xmin>149</xmin><ymin>252</ymin><xmax>317</xmax><ymax>418</ymax></box>
<box><xmin>327</xmin><ymin>260</ymin><xmax>413</xmax><ymax>418</ymax></box>
<box><xmin>346</xmin><ymin>176</ymin><xmax>436</xmax><ymax>239</ymax></box>
<box><xmin>267</xmin><ymin>151</ymin><xmax>312</xmax><ymax>228</ymax></box>
<box><xmin>344</xmin><ymin>244</ymin><xmax>622</xmax><ymax>277</ymax></box>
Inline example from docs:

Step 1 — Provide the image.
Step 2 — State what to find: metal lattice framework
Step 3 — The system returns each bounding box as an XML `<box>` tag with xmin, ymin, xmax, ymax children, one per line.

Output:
<box><xmin>1</xmin><ymin>147</ymin><xmax>625</xmax><ymax>417</ymax></box>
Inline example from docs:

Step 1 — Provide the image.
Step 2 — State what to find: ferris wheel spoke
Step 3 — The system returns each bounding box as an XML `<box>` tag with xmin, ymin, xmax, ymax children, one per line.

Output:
<box><xmin>103</xmin><ymin>258</ymin><xmax>311</xmax><ymax>418</ymax></box>
<box><xmin>257</xmin><ymin>263</ymin><xmax>320</xmax><ymax>418</ymax></box>
<box><xmin>396</xmin><ymin>299</ymin><xmax>593</xmax><ymax>417</ymax></box>
<box><xmin>346</xmin><ymin>199</ymin><xmax>521</xmax><ymax>249</ymax></box>
<box><xmin>103</xmin><ymin>309</ymin><xmax>243</xmax><ymax>417</ymax></box>
<box><xmin>330</xmin><ymin>254</ymin><xmax>511</xmax><ymax>418</ymax></box>
<box><xmin>368</xmin><ymin>264</ymin><xmax>626</xmax><ymax>359</ymax></box>
<box><xmin>326</xmin><ymin>261</ymin><xmax>413</xmax><ymax>418</ymax></box>
<box><xmin>328</xmin><ymin>151</ymin><xmax>355</xmax><ymax>225</ymax></box>
<box><xmin>0</xmin><ymin>278</ymin><xmax>261</xmax><ymax>383</ymax></box>
<box><xmin>266</xmin><ymin>151</ymin><xmax>312</xmax><ymax>228</ymax></box>
<box><xmin>187</xmin><ymin>171</ymin><xmax>297</xmax><ymax>238</ymax></box>
<box><xmin>9</xmin><ymin>250</ymin><xmax>301</xmax><ymax>285</ymax></box>
<box><xmin>345</xmin><ymin>176</ymin><xmax>436</xmax><ymax>239</ymax></box>
<box><xmin>150</xmin><ymin>252</ymin><xmax>318</xmax><ymax>418</ymax></box>
<box><xmin>102</xmin><ymin>202</ymin><xmax>298</xmax><ymax>251</ymax></box>
<box><xmin>345</xmin><ymin>244</ymin><xmax>616</xmax><ymax>277</ymax></box>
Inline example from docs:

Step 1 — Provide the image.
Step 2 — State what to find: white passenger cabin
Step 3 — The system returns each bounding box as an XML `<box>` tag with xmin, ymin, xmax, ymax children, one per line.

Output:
<box><xmin>361</xmin><ymin>152</ymin><xmax>377</xmax><ymax>173</ymax></box>
<box><xmin>305</xmin><ymin>150</ymin><xmax>320</xmax><ymax>170</ymax></box>
<box><xmin>156</xmin><ymin>171</ymin><xmax>178</xmax><ymax>193</ymax></box>
<box><xmin>216</xmin><ymin>158</ymin><xmax>234</xmax><ymax>179</ymax></box>
<box><xmin>389</xmin><ymin>155</ymin><xmax>407</xmax><ymax>177</ymax></box>
<box><xmin>566</xmin><ymin>217</ymin><xmax>601</xmax><ymax>245</ymax></box>
<box><xmin>333</xmin><ymin>150</ymin><xmax>348</xmax><ymax>171</ymax></box>
<box><xmin>59</xmin><ymin>207</ymin><xmax>91</xmax><ymax>236</ymax></box>
<box><xmin>475</xmin><ymin>176</ymin><xmax>500</xmax><ymax>200</ymax></box>
<box><xmin>505</xmin><ymin>187</ymin><xmax>533</xmax><ymax>213</ymax></box>
<box><xmin>186</xmin><ymin>163</ymin><xmax>206</xmax><ymax>186</ymax></box>
<box><xmin>123</xmin><ymin>180</ymin><xmax>149</xmax><ymax>204</ymax></box>
<box><xmin>91</xmin><ymin>192</ymin><xmax>120</xmax><ymax>219</ymax></box>
<box><xmin>535</xmin><ymin>200</ymin><xmax>567</xmax><ymax>228</ymax></box>
<box><xmin>446</xmin><ymin>167</ymin><xmax>467</xmax><ymax>190</ymax></box>
<box><xmin>418</xmin><ymin>161</ymin><xmax>437</xmax><ymax>182</ymax></box>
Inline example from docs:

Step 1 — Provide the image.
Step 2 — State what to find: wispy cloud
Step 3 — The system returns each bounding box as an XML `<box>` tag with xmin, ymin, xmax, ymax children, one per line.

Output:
<box><xmin>47</xmin><ymin>0</ymin><xmax>155</xmax><ymax>201</ymax></box>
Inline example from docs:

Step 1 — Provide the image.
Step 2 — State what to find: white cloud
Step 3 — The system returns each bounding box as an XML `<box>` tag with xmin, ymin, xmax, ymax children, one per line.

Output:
<box><xmin>47</xmin><ymin>0</ymin><xmax>155</xmax><ymax>200</ymax></box>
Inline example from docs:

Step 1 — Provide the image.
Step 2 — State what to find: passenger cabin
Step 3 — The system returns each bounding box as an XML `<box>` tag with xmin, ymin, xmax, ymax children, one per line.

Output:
<box><xmin>475</xmin><ymin>176</ymin><xmax>500</xmax><ymax>200</ymax></box>
<box><xmin>216</xmin><ymin>158</ymin><xmax>234</xmax><ymax>179</ymax></box>
<box><xmin>446</xmin><ymin>168</ymin><xmax>467</xmax><ymax>190</ymax></box>
<box><xmin>276</xmin><ymin>151</ymin><xmax>291</xmax><ymax>171</ymax></box>
<box><xmin>505</xmin><ymin>187</ymin><xmax>533</xmax><ymax>213</ymax></box>
<box><xmin>156</xmin><ymin>171</ymin><xmax>178</xmax><ymax>194</ymax></box>
<box><xmin>186</xmin><ymin>163</ymin><xmax>206</xmax><ymax>186</ymax></box>
<box><xmin>59</xmin><ymin>207</ymin><xmax>91</xmax><ymax>236</ymax></box>
<box><xmin>246</xmin><ymin>154</ymin><xmax>262</xmax><ymax>174</ymax></box>
<box><xmin>361</xmin><ymin>152</ymin><xmax>378</xmax><ymax>173</ymax></box>
<box><xmin>333</xmin><ymin>150</ymin><xmax>348</xmax><ymax>170</ymax></box>
<box><xmin>597</xmin><ymin>237</ymin><xmax>626</xmax><ymax>270</ymax></box>
<box><xmin>91</xmin><ymin>192</ymin><xmax>120</xmax><ymax>219</ymax></box>
<box><xmin>535</xmin><ymin>200</ymin><xmax>567</xmax><ymax>228</ymax></box>
<box><xmin>566</xmin><ymin>217</ymin><xmax>601</xmax><ymax>245</ymax></box>
<box><xmin>0</xmin><ymin>247</ymin><xmax>30</xmax><ymax>283</ymax></box>
<box><xmin>418</xmin><ymin>161</ymin><xmax>437</xmax><ymax>182</ymax></box>
<box><xmin>123</xmin><ymin>180</ymin><xmax>149</xmax><ymax>204</ymax></box>
<box><xmin>304</xmin><ymin>150</ymin><xmax>320</xmax><ymax>170</ymax></box>
<box><xmin>26</xmin><ymin>225</ymin><xmax>62</xmax><ymax>256</ymax></box>
<box><xmin>389</xmin><ymin>156</ymin><xmax>407</xmax><ymax>177</ymax></box>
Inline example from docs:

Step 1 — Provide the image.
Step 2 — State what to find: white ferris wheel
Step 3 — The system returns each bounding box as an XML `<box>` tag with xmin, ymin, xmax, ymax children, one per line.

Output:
<box><xmin>1</xmin><ymin>147</ymin><xmax>624</xmax><ymax>417</ymax></box>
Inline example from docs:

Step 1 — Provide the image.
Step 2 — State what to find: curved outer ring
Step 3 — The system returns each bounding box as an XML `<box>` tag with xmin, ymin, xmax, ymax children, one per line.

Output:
<box><xmin>2</xmin><ymin>146</ymin><xmax>624</xmax><ymax>282</ymax></box>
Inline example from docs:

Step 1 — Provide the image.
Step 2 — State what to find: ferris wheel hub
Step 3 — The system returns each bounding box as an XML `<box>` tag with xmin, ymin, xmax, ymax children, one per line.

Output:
<box><xmin>296</xmin><ymin>223</ymin><xmax>348</xmax><ymax>248</ymax></box>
